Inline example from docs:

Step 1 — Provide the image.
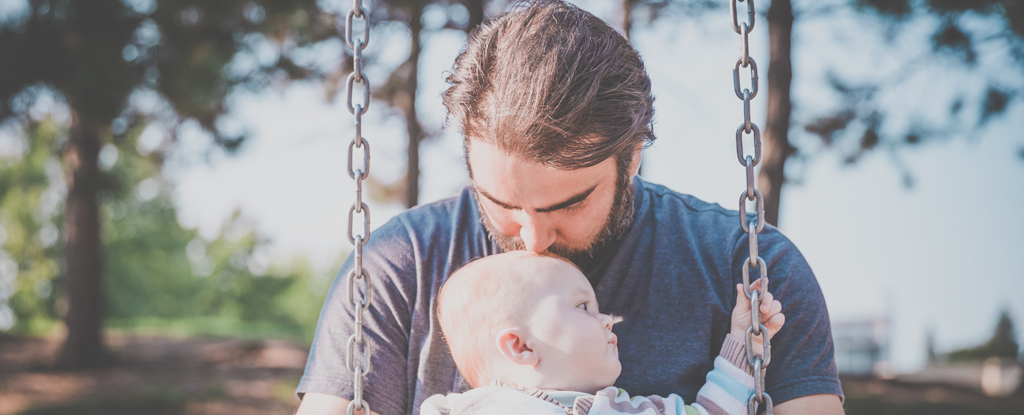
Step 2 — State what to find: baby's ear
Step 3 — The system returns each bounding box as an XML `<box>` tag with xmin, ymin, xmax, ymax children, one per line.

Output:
<box><xmin>495</xmin><ymin>328</ymin><xmax>539</xmax><ymax>366</ymax></box>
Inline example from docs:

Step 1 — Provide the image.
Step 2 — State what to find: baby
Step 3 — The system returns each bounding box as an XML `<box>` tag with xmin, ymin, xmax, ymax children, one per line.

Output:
<box><xmin>422</xmin><ymin>251</ymin><xmax>784</xmax><ymax>415</ymax></box>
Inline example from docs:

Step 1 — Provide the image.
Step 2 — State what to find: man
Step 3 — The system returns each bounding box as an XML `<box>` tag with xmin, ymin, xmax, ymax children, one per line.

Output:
<box><xmin>296</xmin><ymin>1</ymin><xmax>844</xmax><ymax>414</ymax></box>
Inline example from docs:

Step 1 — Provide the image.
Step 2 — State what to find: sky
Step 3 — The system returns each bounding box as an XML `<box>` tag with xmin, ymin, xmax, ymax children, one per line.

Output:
<box><xmin>161</xmin><ymin>0</ymin><xmax>1024</xmax><ymax>373</ymax></box>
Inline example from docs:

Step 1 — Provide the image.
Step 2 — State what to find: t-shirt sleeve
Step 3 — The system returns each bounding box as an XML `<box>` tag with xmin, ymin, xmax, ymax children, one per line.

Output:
<box><xmin>733</xmin><ymin>227</ymin><xmax>844</xmax><ymax>404</ymax></box>
<box><xmin>296</xmin><ymin>216</ymin><xmax>419</xmax><ymax>415</ymax></box>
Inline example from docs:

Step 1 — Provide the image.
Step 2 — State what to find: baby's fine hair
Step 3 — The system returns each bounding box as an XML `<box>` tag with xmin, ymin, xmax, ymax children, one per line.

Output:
<box><xmin>436</xmin><ymin>251</ymin><xmax>576</xmax><ymax>387</ymax></box>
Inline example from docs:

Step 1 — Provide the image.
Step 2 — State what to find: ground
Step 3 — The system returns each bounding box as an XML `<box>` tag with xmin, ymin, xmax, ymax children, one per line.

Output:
<box><xmin>0</xmin><ymin>333</ymin><xmax>306</xmax><ymax>415</ymax></box>
<box><xmin>2</xmin><ymin>333</ymin><xmax>1023</xmax><ymax>415</ymax></box>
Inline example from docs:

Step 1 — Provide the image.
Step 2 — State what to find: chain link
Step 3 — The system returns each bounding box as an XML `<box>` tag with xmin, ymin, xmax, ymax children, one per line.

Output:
<box><xmin>739</xmin><ymin>23</ymin><xmax>751</xmax><ymax>67</ymax></box>
<box><xmin>348</xmin><ymin>137</ymin><xmax>371</xmax><ymax>180</ymax></box>
<box><xmin>730</xmin><ymin>0</ymin><xmax>755</xmax><ymax>33</ymax></box>
<box><xmin>735</xmin><ymin>123</ymin><xmax>761</xmax><ymax>166</ymax></box>
<box><xmin>744</xmin><ymin>157</ymin><xmax>756</xmax><ymax>200</ymax></box>
<box><xmin>345</xmin><ymin>8</ymin><xmax>370</xmax><ymax>50</ymax></box>
<box><xmin>344</xmin><ymin>2</ymin><xmax>373</xmax><ymax>414</ymax></box>
<box><xmin>348</xmin><ymin>76</ymin><xmax>371</xmax><ymax>115</ymax></box>
<box><xmin>347</xmin><ymin>268</ymin><xmax>372</xmax><ymax>312</ymax></box>
<box><xmin>733</xmin><ymin>57</ymin><xmax>759</xmax><ymax>100</ymax></box>
<box><xmin>738</xmin><ymin>189</ymin><xmax>765</xmax><ymax>234</ymax></box>
<box><xmin>729</xmin><ymin>1</ymin><xmax>772</xmax><ymax>414</ymax></box>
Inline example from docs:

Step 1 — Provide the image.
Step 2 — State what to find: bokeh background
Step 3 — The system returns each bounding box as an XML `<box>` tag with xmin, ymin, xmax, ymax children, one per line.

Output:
<box><xmin>0</xmin><ymin>0</ymin><xmax>1022</xmax><ymax>414</ymax></box>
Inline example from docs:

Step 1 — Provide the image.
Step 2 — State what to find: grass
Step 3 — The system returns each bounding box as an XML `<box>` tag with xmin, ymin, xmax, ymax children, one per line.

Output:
<box><xmin>17</xmin><ymin>387</ymin><xmax>186</xmax><ymax>415</ymax></box>
<box><xmin>105</xmin><ymin>316</ymin><xmax>312</xmax><ymax>343</ymax></box>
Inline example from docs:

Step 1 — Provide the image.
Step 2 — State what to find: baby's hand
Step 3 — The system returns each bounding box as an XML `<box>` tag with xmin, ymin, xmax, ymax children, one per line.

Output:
<box><xmin>730</xmin><ymin>279</ymin><xmax>784</xmax><ymax>354</ymax></box>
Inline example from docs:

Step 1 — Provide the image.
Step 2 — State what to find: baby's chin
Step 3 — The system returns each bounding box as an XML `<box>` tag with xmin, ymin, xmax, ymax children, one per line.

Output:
<box><xmin>564</xmin><ymin>366</ymin><xmax>621</xmax><ymax>394</ymax></box>
<box><xmin>594</xmin><ymin>362</ymin><xmax>622</xmax><ymax>391</ymax></box>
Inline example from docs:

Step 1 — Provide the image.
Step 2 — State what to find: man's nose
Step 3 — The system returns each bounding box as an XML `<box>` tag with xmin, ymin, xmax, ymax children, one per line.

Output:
<box><xmin>517</xmin><ymin>211</ymin><xmax>555</xmax><ymax>253</ymax></box>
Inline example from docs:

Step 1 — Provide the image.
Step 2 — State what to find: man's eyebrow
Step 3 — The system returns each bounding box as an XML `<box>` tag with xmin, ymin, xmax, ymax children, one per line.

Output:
<box><xmin>536</xmin><ymin>185</ymin><xmax>596</xmax><ymax>212</ymax></box>
<box><xmin>476</xmin><ymin>185</ymin><xmax>598</xmax><ymax>213</ymax></box>
<box><xmin>477</xmin><ymin>189</ymin><xmax>520</xmax><ymax>210</ymax></box>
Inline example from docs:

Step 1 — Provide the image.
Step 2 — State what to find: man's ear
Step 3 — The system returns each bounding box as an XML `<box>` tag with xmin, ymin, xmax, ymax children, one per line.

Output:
<box><xmin>630</xmin><ymin>144</ymin><xmax>643</xmax><ymax>177</ymax></box>
<box><xmin>495</xmin><ymin>328</ymin><xmax>539</xmax><ymax>366</ymax></box>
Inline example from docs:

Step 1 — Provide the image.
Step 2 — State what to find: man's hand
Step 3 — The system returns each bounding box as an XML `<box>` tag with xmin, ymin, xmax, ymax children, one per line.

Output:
<box><xmin>774</xmin><ymin>394</ymin><xmax>845</xmax><ymax>415</ymax></box>
<box><xmin>729</xmin><ymin>282</ymin><xmax>844</xmax><ymax>414</ymax></box>
<box><xmin>730</xmin><ymin>279</ymin><xmax>784</xmax><ymax>356</ymax></box>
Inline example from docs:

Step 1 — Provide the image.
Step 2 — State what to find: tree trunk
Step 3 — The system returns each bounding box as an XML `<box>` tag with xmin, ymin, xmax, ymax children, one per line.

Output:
<box><xmin>758</xmin><ymin>0</ymin><xmax>793</xmax><ymax>227</ymax></box>
<box><xmin>1017</xmin><ymin>362</ymin><xmax>1024</xmax><ymax>396</ymax></box>
<box><xmin>462</xmin><ymin>0</ymin><xmax>485</xmax><ymax>34</ymax></box>
<box><xmin>617</xmin><ymin>0</ymin><xmax>633</xmax><ymax>40</ymax></box>
<box><xmin>58</xmin><ymin>113</ymin><xmax>108</xmax><ymax>368</ymax></box>
<box><xmin>403</xmin><ymin>4</ymin><xmax>424</xmax><ymax>208</ymax></box>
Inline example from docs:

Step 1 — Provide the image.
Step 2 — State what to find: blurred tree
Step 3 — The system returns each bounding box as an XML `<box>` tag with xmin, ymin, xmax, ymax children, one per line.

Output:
<box><xmin>0</xmin><ymin>0</ymin><xmax>339</xmax><ymax>368</ymax></box>
<box><xmin>0</xmin><ymin>116</ymin><xmax>328</xmax><ymax>346</ymax></box>
<box><xmin>947</xmin><ymin>309</ymin><xmax>1019</xmax><ymax>362</ymax></box>
<box><xmin>621</xmin><ymin>0</ymin><xmax>1023</xmax><ymax>226</ymax></box>
<box><xmin>808</xmin><ymin>0</ymin><xmax>1024</xmax><ymax>191</ymax></box>
<box><xmin>371</xmin><ymin>0</ymin><xmax>490</xmax><ymax>207</ymax></box>
<box><xmin>0</xmin><ymin>119</ymin><xmax>65</xmax><ymax>336</ymax></box>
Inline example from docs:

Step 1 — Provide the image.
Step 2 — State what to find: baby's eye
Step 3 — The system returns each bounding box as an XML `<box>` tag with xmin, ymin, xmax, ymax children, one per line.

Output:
<box><xmin>576</xmin><ymin>302</ymin><xmax>588</xmax><ymax>311</ymax></box>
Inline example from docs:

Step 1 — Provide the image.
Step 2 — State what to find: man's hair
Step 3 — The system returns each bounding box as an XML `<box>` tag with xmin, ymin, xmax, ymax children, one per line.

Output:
<box><xmin>442</xmin><ymin>0</ymin><xmax>655</xmax><ymax>170</ymax></box>
<box><xmin>436</xmin><ymin>252</ymin><xmax>576</xmax><ymax>387</ymax></box>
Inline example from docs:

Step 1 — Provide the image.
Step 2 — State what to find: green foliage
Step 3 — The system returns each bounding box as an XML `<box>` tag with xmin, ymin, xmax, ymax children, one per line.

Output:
<box><xmin>0</xmin><ymin>120</ymin><xmax>65</xmax><ymax>333</ymax></box>
<box><xmin>0</xmin><ymin>0</ymin><xmax>345</xmax><ymax>348</ymax></box>
<box><xmin>0</xmin><ymin>0</ymin><xmax>335</xmax><ymax>129</ymax></box>
<box><xmin>947</xmin><ymin>310</ymin><xmax>1020</xmax><ymax>362</ymax></box>
<box><xmin>0</xmin><ymin>119</ymin><xmax>330</xmax><ymax>342</ymax></box>
<box><xmin>16</xmin><ymin>387</ymin><xmax>186</xmax><ymax>415</ymax></box>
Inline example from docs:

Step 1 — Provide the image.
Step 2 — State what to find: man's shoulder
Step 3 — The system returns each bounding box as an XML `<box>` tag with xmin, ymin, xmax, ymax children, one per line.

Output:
<box><xmin>362</xmin><ymin>186</ymin><xmax>488</xmax><ymax>273</ymax></box>
<box><xmin>636</xmin><ymin>178</ymin><xmax>749</xmax><ymax>237</ymax></box>
<box><xmin>634</xmin><ymin>178</ymin><xmax>797</xmax><ymax>251</ymax></box>
<box><xmin>640</xmin><ymin>179</ymin><xmax>735</xmax><ymax>219</ymax></box>
<box><xmin>379</xmin><ymin>186</ymin><xmax>480</xmax><ymax>237</ymax></box>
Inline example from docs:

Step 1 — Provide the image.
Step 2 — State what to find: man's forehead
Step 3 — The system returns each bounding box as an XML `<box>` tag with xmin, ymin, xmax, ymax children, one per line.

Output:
<box><xmin>465</xmin><ymin>138</ymin><xmax>537</xmax><ymax>169</ymax></box>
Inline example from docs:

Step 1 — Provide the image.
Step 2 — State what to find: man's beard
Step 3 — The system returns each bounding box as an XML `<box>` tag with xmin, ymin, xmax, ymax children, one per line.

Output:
<box><xmin>476</xmin><ymin>169</ymin><xmax>635</xmax><ymax>271</ymax></box>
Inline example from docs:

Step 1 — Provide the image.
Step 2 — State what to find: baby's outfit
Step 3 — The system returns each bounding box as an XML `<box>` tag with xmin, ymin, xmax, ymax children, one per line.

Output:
<box><xmin>421</xmin><ymin>335</ymin><xmax>756</xmax><ymax>415</ymax></box>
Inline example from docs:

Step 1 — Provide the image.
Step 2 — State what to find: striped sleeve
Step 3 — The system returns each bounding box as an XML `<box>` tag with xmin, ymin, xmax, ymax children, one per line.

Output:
<box><xmin>693</xmin><ymin>334</ymin><xmax>756</xmax><ymax>415</ymax></box>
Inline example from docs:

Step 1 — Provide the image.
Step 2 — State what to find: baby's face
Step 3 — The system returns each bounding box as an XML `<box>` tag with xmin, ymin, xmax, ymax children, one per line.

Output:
<box><xmin>515</xmin><ymin>255</ymin><xmax>621</xmax><ymax>393</ymax></box>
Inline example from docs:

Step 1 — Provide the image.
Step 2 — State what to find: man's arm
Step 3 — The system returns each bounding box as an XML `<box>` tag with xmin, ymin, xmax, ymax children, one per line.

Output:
<box><xmin>296</xmin><ymin>214</ymin><xmax>423</xmax><ymax>415</ymax></box>
<box><xmin>772</xmin><ymin>393</ymin><xmax>844</xmax><ymax>415</ymax></box>
<box><xmin>730</xmin><ymin>227</ymin><xmax>844</xmax><ymax>407</ymax></box>
<box><xmin>296</xmin><ymin>393</ymin><xmax>382</xmax><ymax>415</ymax></box>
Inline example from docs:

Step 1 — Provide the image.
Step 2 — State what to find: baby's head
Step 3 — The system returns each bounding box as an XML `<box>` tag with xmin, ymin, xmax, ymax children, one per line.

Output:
<box><xmin>437</xmin><ymin>251</ymin><xmax>621</xmax><ymax>394</ymax></box>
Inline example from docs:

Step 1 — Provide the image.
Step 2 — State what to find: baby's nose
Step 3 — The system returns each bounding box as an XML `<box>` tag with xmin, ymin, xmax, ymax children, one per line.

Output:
<box><xmin>600</xmin><ymin>313</ymin><xmax>614</xmax><ymax>330</ymax></box>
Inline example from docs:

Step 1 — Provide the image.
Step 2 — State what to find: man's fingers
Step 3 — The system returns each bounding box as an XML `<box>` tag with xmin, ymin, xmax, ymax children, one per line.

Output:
<box><xmin>761</xmin><ymin>299</ymin><xmax>782</xmax><ymax>322</ymax></box>
<box><xmin>735</xmin><ymin>284</ymin><xmax>750</xmax><ymax>312</ymax></box>
<box><xmin>759</xmin><ymin>291</ymin><xmax>774</xmax><ymax>314</ymax></box>
<box><xmin>749</xmin><ymin>278</ymin><xmax>764</xmax><ymax>294</ymax></box>
<box><xmin>766</xmin><ymin>312</ymin><xmax>785</xmax><ymax>337</ymax></box>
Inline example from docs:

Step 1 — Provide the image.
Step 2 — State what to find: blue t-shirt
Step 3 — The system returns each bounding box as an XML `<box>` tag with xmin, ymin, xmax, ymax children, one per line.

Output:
<box><xmin>297</xmin><ymin>177</ymin><xmax>842</xmax><ymax>415</ymax></box>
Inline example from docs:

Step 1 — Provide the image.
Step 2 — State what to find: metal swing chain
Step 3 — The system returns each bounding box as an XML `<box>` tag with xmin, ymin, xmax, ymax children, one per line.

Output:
<box><xmin>730</xmin><ymin>0</ymin><xmax>773</xmax><ymax>414</ymax></box>
<box><xmin>344</xmin><ymin>0</ymin><xmax>373</xmax><ymax>414</ymax></box>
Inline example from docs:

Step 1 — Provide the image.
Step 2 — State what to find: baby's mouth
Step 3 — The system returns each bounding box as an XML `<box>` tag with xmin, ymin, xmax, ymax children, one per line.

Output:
<box><xmin>608</xmin><ymin>333</ymin><xmax>618</xmax><ymax>348</ymax></box>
